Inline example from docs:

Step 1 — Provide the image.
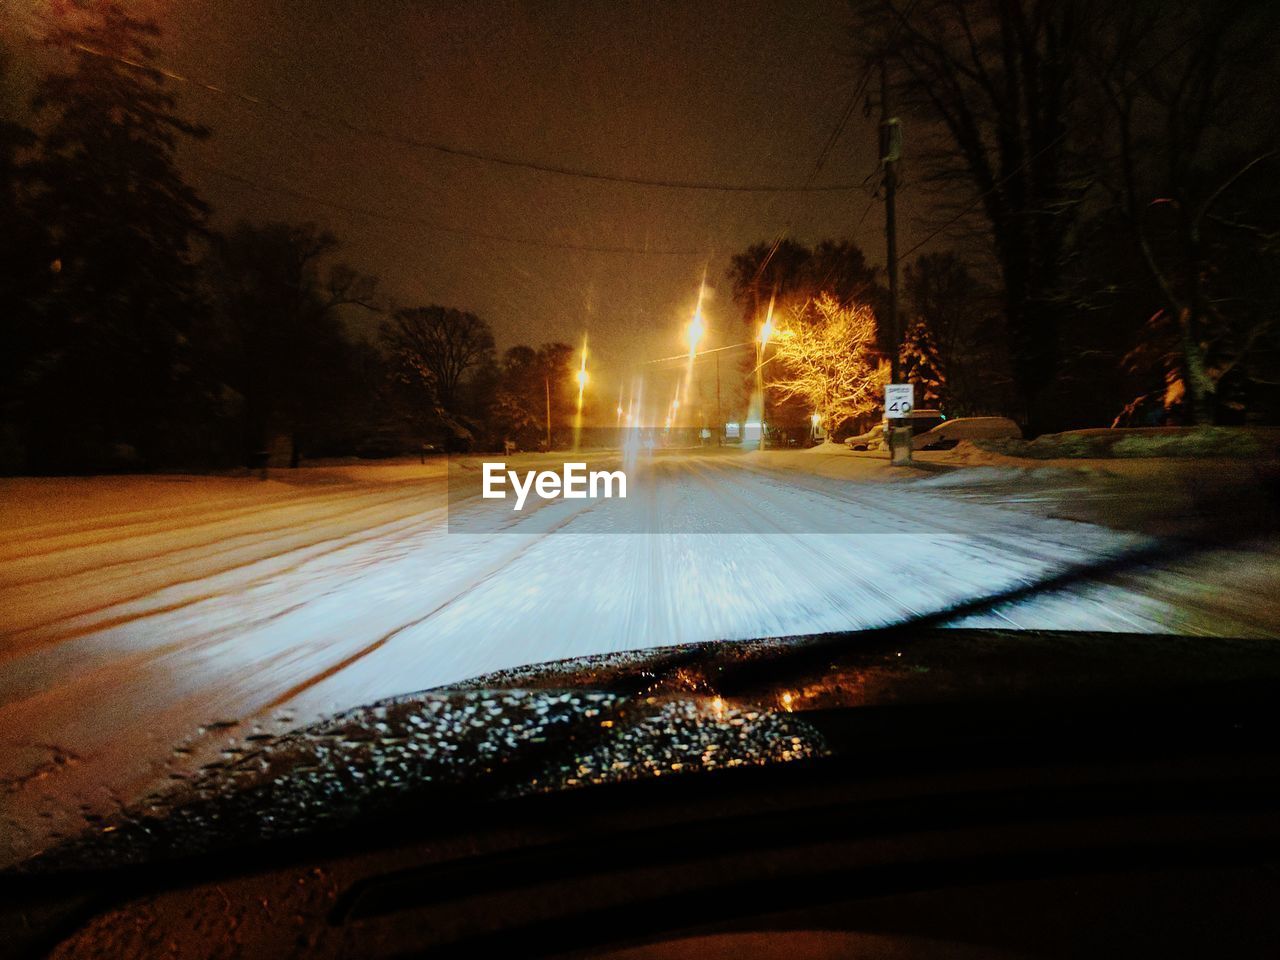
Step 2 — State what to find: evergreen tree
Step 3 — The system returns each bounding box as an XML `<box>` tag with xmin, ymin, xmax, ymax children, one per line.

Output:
<box><xmin>0</xmin><ymin>40</ymin><xmax>49</xmax><ymax>471</ymax></box>
<box><xmin>25</xmin><ymin>2</ymin><xmax>210</xmax><ymax>470</ymax></box>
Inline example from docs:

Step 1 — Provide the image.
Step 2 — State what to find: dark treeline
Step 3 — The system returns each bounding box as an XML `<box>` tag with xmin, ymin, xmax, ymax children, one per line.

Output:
<box><xmin>848</xmin><ymin>0</ymin><xmax>1280</xmax><ymax>434</ymax></box>
<box><xmin>4</xmin><ymin>2</ymin><xmax>1280</xmax><ymax>472</ymax></box>
<box><xmin>0</xmin><ymin>5</ymin><xmax>579</xmax><ymax>474</ymax></box>
<box><xmin>727</xmin><ymin>0</ymin><xmax>1280</xmax><ymax>438</ymax></box>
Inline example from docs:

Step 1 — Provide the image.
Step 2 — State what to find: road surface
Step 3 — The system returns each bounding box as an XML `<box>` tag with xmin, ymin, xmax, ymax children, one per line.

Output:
<box><xmin>2</xmin><ymin>449</ymin><xmax>1277</xmax><ymax>864</ymax></box>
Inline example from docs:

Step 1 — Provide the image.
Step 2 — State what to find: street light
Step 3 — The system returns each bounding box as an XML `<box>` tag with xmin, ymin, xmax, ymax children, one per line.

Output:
<box><xmin>573</xmin><ymin>336</ymin><xmax>589</xmax><ymax>451</ymax></box>
<box><xmin>687</xmin><ymin>308</ymin><xmax>705</xmax><ymax>359</ymax></box>
<box><xmin>755</xmin><ymin>293</ymin><xmax>776</xmax><ymax>451</ymax></box>
<box><xmin>687</xmin><ymin>269</ymin><xmax>709</xmax><ymax>357</ymax></box>
<box><xmin>576</xmin><ymin>340</ymin><xmax>589</xmax><ymax>400</ymax></box>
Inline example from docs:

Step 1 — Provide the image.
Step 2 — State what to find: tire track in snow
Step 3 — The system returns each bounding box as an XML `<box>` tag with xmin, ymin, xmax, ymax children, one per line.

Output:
<box><xmin>0</xmin><ymin>477</ymin><xmax>448</xmax><ymax>583</ymax></box>
<box><xmin>0</xmin><ymin>492</ymin><xmax>450</xmax><ymax>651</ymax></box>
<box><xmin>258</xmin><ymin>493</ymin><xmax>617</xmax><ymax>710</ymax></box>
<box><xmin>0</xmin><ymin>474</ymin><xmax>444</xmax><ymax>562</ymax></box>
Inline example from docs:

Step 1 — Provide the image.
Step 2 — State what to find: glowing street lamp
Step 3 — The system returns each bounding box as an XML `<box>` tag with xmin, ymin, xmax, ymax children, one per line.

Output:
<box><xmin>758</xmin><ymin>315</ymin><xmax>774</xmax><ymax>348</ymax></box>
<box><xmin>572</xmin><ymin>336</ymin><xmax>589</xmax><ymax>451</ymax></box>
<box><xmin>575</xmin><ymin>339</ymin><xmax>589</xmax><ymax>406</ymax></box>
<box><xmin>686</xmin><ymin>269</ymin><xmax>709</xmax><ymax>358</ymax></box>
<box><xmin>687</xmin><ymin>308</ymin><xmax>705</xmax><ymax>359</ymax></box>
<box><xmin>754</xmin><ymin>293</ymin><xmax>776</xmax><ymax>451</ymax></box>
<box><xmin>676</xmin><ymin>273</ymin><xmax>713</xmax><ymax>434</ymax></box>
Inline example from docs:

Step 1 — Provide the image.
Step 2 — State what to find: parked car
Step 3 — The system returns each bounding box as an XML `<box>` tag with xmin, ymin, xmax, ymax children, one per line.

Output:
<box><xmin>913</xmin><ymin>416</ymin><xmax>1022</xmax><ymax>451</ymax></box>
<box><xmin>845</xmin><ymin>409</ymin><xmax>947</xmax><ymax>451</ymax></box>
<box><xmin>844</xmin><ymin>423</ymin><xmax>885</xmax><ymax>451</ymax></box>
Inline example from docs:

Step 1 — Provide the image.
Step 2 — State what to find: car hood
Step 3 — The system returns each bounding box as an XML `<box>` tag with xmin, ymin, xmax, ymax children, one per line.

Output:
<box><xmin>15</xmin><ymin>627</ymin><xmax>1280</xmax><ymax>874</ymax></box>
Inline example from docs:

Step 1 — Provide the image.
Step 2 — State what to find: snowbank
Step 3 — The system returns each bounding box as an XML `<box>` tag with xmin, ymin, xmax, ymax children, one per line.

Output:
<box><xmin>972</xmin><ymin>426</ymin><xmax>1280</xmax><ymax>460</ymax></box>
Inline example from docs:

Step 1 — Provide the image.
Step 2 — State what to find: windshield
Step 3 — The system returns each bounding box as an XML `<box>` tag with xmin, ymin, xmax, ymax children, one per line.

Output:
<box><xmin>1</xmin><ymin>0</ymin><xmax>1278</xmax><ymax>873</ymax></box>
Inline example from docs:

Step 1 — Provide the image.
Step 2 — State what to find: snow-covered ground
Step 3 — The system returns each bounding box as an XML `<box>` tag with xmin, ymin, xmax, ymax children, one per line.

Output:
<box><xmin>2</xmin><ymin>450</ymin><xmax>1278</xmax><ymax>864</ymax></box>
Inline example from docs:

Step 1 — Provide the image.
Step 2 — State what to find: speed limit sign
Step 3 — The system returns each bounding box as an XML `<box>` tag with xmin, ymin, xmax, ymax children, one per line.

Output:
<box><xmin>884</xmin><ymin>383</ymin><xmax>914</xmax><ymax>419</ymax></box>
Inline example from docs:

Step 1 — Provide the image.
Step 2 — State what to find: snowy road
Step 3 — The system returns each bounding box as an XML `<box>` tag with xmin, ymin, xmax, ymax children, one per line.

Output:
<box><xmin>2</xmin><ymin>450</ymin><xmax>1278</xmax><ymax>863</ymax></box>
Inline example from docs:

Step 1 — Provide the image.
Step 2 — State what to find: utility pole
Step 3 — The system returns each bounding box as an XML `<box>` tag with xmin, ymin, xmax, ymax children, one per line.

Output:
<box><xmin>715</xmin><ymin>351</ymin><xmax>722</xmax><ymax>447</ymax></box>
<box><xmin>880</xmin><ymin>59</ymin><xmax>900</xmax><ymax>385</ymax></box>
<box><xmin>755</xmin><ymin>338</ymin><xmax>766</xmax><ymax>451</ymax></box>
<box><xmin>879</xmin><ymin>57</ymin><xmax>909</xmax><ymax>463</ymax></box>
<box><xmin>544</xmin><ymin>375</ymin><xmax>552</xmax><ymax>451</ymax></box>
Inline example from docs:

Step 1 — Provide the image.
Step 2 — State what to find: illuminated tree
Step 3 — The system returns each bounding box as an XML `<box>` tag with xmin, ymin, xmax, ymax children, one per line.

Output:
<box><xmin>767</xmin><ymin>294</ymin><xmax>886</xmax><ymax>431</ymax></box>
<box><xmin>900</xmin><ymin>320</ymin><xmax>945</xmax><ymax>410</ymax></box>
<box><xmin>727</xmin><ymin>239</ymin><xmax>882</xmax><ymax>331</ymax></box>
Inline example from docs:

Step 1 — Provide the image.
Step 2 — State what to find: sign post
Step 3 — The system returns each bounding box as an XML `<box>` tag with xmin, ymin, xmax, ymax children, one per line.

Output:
<box><xmin>884</xmin><ymin>383</ymin><xmax>914</xmax><ymax>464</ymax></box>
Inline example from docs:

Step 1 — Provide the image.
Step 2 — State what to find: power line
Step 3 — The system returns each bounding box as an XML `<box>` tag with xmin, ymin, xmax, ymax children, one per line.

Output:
<box><xmin>12</xmin><ymin>9</ymin><xmax>708</xmax><ymax>258</ymax></box>
<box><xmin>806</xmin><ymin>64</ymin><xmax>876</xmax><ymax>186</ymax></box>
<box><xmin>748</xmin><ymin>0</ymin><xmax>925</xmax><ymax>287</ymax></box>
<box><xmin>644</xmin><ymin>342</ymin><xmax>754</xmax><ymax>365</ymax></box>
<box><xmin>15</xmin><ymin>7</ymin><xmax>872</xmax><ymax>271</ymax></box>
<box><xmin>745</xmin><ymin>75</ymin><xmax>873</xmax><ymax>285</ymax></box>
<box><xmin>195</xmin><ymin>161</ymin><xmax>702</xmax><ymax>256</ymax></box>
<box><xmin>806</xmin><ymin>91</ymin><xmax>860</xmax><ymax>184</ymax></box>
<box><xmin>44</xmin><ymin>29</ymin><xmax>879</xmax><ymax>195</ymax></box>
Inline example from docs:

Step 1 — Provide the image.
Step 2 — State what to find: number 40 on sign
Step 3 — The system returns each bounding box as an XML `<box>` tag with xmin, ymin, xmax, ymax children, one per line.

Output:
<box><xmin>884</xmin><ymin>383</ymin><xmax>914</xmax><ymax>419</ymax></box>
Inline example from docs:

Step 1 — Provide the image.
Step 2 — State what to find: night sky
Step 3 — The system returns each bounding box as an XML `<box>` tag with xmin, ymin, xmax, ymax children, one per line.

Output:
<box><xmin>7</xmin><ymin>0</ymin><xmax>929</xmax><ymax>399</ymax></box>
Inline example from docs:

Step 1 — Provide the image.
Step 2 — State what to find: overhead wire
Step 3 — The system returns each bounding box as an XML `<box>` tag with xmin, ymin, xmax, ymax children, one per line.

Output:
<box><xmin>748</xmin><ymin>0</ymin><xmax>924</xmax><ymax>287</ymax></box>
<box><xmin>10</xmin><ymin>6</ymin><xmax>860</xmax><ymax>262</ymax></box>
<box><xmin>25</xmin><ymin>23</ymin><xmax>881</xmax><ymax>194</ymax></box>
<box><xmin>193</xmin><ymin>161</ymin><xmax>702</xmax><ymax>257</ymax></box>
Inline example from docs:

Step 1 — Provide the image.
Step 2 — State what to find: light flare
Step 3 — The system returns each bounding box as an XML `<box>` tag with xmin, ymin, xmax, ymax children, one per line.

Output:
<box><xmin>758</xmin><ymin>291</ymin><xmax>776</xmax><ymax>347</ymax></box>
<box><xmin>572</xmin><ymin>335</ymin><xmax>588</xmax><ymax>450</ymax></box>
<box><xmin>682</xmin><ymin>269</ymin><xmax>709</xmax><ymax>407</ymax></box>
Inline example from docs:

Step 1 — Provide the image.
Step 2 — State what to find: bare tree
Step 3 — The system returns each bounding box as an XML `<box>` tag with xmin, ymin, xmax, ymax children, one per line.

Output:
<box><xmin>727</xmin><ymin>239</ymin><xmax>882</xmax><ymax>331</ymax></box>
<box><xmin>1085</xmin><ymin>0</ymin><xmax>1280</xmax><ymax>422</ymax></box>
<box><xmin>207</xmin><ymin>221</ymin><xmax>378</xmax><ymax>466</ymax></box>
<box><xmin>380</xmin><ymin>306</ymin><xmax>494</xmax><ymax>412</ymax></box>
<box><xmin>767</xmin><ymin>294</ymin><xmax>886</xmax><ymax>430</ymax></box>
<box><xmin>849</xmin><ymin>0</ymin><xmax>1088</xmax><ymax>432</ymax></box>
